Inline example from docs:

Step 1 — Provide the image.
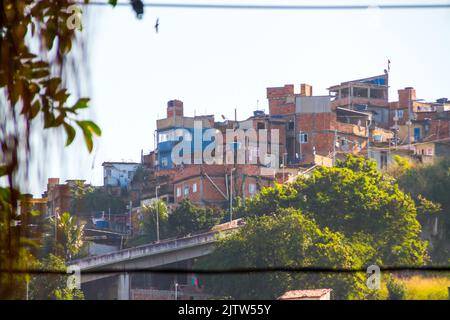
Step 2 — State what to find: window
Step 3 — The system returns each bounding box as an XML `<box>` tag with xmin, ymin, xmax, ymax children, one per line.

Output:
<box><xmin>184</xmin><ymin>186</ymin><xmax>189</xmax><ymax>196</ymax></box>
<box><xmin>193</xmin><ymin>183</ymin><xmax>197</xmax><ymax>193</ymax></box>
<box><xmin>395</xmin><ymin>110</ymin><xmax>404</xmax><ymax>119</ymax></box>
<box><xmin>257</xmin><ymin>122</ymin><xmax>265</xmax><ymax>130</ymax></box>
<box><xmin>159</xmin><ymin>132</ymin><xmax>169</xmax><ymax>143</ymax></box>
<box><xmin>370</xmin><ymin>89</ymin><xmax>385</xmax><ymax>99</ymax></box>
<box><xmin>414</xmin><ymin>127</ymin><xmax>421</xmax><ymax>141</ymax></box>
<box><xmin>341</xmin><ymin>87</ymin><xmax>350</xmax><ymax>98</ymax></box>
<box><xmin>159</xmin><ymin>129</ymin><xmax>192</xmax><ymax>143</ymax></box>
<box><xmin>288</xmin><ymin>121</ymin><xmax>294</xmax><ymax>131</ymax></box>
<box><xmin>299</xmin><ymin>133</ymin><xmax>308</xmax><ymax>144</ymax></box>
<box><xmin>176</xmin><ymin>187</ymin><xmax>181</xmax><ymax>197</ymax></box>
<box><xmin>105</xmin><ymin>169</ymin><xmax>111</xmax><ymax>176</ymax></box>
<box><xmin>161</xmin><ymin>157</ymin><xmax>168</xmax><ymax>167</ymax></box>
<box><xmin>353</xmin><ymin>87</ymin><xmax>368</xmax><ymax>98</ymax></box>
<box><xmin>128</xmin><ymin>171</ymin><xmax>133</xmax><ymax>179</ymax></box>
<box><xmin>249</xmin><ymin>183</ymin><xmax>256</xmax><ymax>194</ymax></box>
<box><xmin>354</xmin><ymin>104</ymin><xmax>368</xmax><ymax>111</ymax></box>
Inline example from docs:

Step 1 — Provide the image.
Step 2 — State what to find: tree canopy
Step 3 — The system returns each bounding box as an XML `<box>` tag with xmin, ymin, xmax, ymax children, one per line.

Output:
<box><xmin>0</xmin><ymin>0</ymin><xmax>106</xmax><ymax>298</ymax></box>
<box><xmin>200</xmin><ymin>156</ymin><xmax>429</xmax><ymax>299</ymax></box>
<box><xmin>198</xmin><ymin>209</ymin><xmax>377</xmax><ymax>300</ymax></box>
<box><xmin>127</xmin><ymin>199</ymin><xmax>225</xmax><ymax>247</ymax></box>
<box><xmin>397</xmin><ymin>158</ymin><xmax>450</xmax><ymax>263</ymax></box>
<box><xmin>167</xmin><ymin>199</ymin><xmax>225</xmax><ymax>237</ymax></box>
<box><xmin>71</xmin><ymin>185</ymin><xmax>126</xmax><ymax>216</ymax></box>
<box><xmin>237</xmin><ymin>155</ymin><xmax>427</xmax><ymax>266</ymax></box>
<box><xmin>126</xmin><ymin>200</ymin><xmax>169</xmax><ymax>247</ymax></box>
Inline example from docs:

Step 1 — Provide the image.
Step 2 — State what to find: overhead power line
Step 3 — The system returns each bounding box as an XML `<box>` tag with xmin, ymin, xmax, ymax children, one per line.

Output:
<box><xmin>81</xmin><ymin>2</ymin><xmax>450</xmax><ymax>11</ymax></box>
<box><xmin>2</xmin><ymin>265</ymin><xmax>450</xmax><ymax>275</ymax></box>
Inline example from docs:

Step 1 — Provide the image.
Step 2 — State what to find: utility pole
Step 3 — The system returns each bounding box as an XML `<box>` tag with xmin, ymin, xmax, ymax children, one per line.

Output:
<box><xmin>333</xmin><ymin>129</ymin><xmax>337</xmax><ymax>165</ymax></box>
<box><xmin>26</xmin><ymin>279</ymin><xmax>29</xmax><ymax>300</ymax></box>
<box><xmin>54</xmin><ymin>207</ymin><xmax>59</xmax><ymax>255</ymax></box>
<box><xmin>128</xmin><ymin>200</ymin><xmax>132</xmax><ymax>235</ymax></box>
<box><xmin>229</xmin><ymin>168</ymin><xmax>236</xmax><ymax>222</ymax></box>
<box><xmin>393</xmin><ymin>111</ymin><xmax>399</xmax><ymax>150</ymax></box>
<box><xmin>155</xmin><ymin>185</ymin><xmax>160</xmax><ymax>242</ymax></box>
<box><xmin>282</xmin><ymin>153</ymin><xmax>287</xmax><ymax>181</ymax></box>
<box><xmin>407</xmin><ymin>97</ymin><xmax>412</xmax><ymax>150</ymax></box>
<box><xmin>174</xmin><ymin>282</ymin><xmax>178</xmax><ymax>300</ymax></box>
<box><xmin>367</xmin><ymin>120</ymin><xmax>371</xmax><ymax>158</ymax></box>
<box><xmin>298</xmin><ymin>130</ymin><xmax>302</xmax><ymax>162</ymax></box>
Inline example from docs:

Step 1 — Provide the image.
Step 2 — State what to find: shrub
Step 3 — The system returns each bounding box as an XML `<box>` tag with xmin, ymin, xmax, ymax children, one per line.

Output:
<box><xmin>386</xmin><ymin>276</ymin><xmax>407</xmax><ymax>300</ymax></box>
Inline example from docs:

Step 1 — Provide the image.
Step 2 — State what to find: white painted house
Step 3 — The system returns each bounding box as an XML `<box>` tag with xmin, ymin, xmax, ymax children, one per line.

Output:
<box><xmin>102</xmin><ymin>162</ymin><xmax>140</xmax><ymax>189</ymax></box>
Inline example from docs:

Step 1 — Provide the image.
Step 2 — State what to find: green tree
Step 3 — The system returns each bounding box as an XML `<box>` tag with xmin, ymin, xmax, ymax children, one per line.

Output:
<box><xmin>198</xmin><ymin>209</ymin><xmax>378</xmax><ymax>300</ymax></box>
<box><xmin>386</xmin><ymin>155</ymin><xmax>413</xmax><ymax>178</ymax></box>
<box><xmin>386</xmin><ymin>275</ymin><xmax>407</xmax><ymax>300</ymax></box>
<box><xmin>235</xmin><ymin>183</ymin><xmax>298</xmax><ymax>219</ymax></box>
<box><xmin>168</xmin><ymin>199</ymin><xmax>224</xmax><ymax>237</ymax></box>
<box><xmin>30</xmin><ymin>212</ymin><xmax>85</xmax><ymax>299</ymax></box>
<box><xmin>0</xmin><ymin>0</ymin><xmax>111</xmax><ymax>298</ymax></box>
<box><xmin>397</xmin><ymin>158</ymin><xmax>450</xmax><ymax>263</ymax></box>
<box><xmin>29</xmin><ymin>254</ymin><xmax>84</xmax><ymax>300</ymax></box>
<box><xmin>237</xmin><ymin>155</ymin><xmax>427</xmax><ymax>266</ymax></box>
<box><xmin>0</xmin><ymin>189</ymin><xmax>34</xmax><ymax>299</ymax></box>
<box><xmin>43</xmin><ymin>212</ymin><xmax>85</xmax><ymax>261</ymax></box>
<box><xmin>142</xmin><ymin>200</ymin><xmax>169</xmax><ymax>240</ymax></box>
<box><xmin>71</xmin><ymin>186</ymin><xmax>126</xmax><ymax>216</ymax></box>
<box><xmin>127</xmin><ymin>200</ymin><xmax>169</xmax><ymax>247</ymax></box>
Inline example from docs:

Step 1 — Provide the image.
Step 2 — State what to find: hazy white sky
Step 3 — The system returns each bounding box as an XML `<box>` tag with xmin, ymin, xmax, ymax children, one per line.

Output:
<box><xmin>27</xmin><ymin>0</ymin><xmax>450</xmax><ymax>196</ymax></box>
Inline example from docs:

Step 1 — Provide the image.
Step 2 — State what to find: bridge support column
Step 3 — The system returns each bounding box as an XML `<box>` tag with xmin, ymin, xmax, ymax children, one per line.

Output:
<box><xmin>117</xmin><ymin>273</ymin><xmax>130</xmax><ymax>300</ymax></box>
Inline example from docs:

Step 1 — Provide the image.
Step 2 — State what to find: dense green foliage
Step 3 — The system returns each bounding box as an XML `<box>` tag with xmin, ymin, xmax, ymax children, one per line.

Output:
<box><xmin>71</xmin><ymin>183</ymin><xmax>126</xmax><ymax>216</ymax></box>
<box><xmin>199</xmin><ymin>209</ymin><xmax>377</xmax><ymax>299</ymax></box>
<box><xmin>126</xmin><ymin>200</ymin><xmax>169</xmax><ymax>247</ymax></box>
<box><xmin>386</xmin><ymin>275</ymin><xmax>407</xmax><ymax>300</ymax></box>
<box><xmin>237</xmin><ymin>155</ymin><xmax>427</xmax><ymax>266</ymax></box>
<box><xmin>202</xmin><ymin>156</ymin><xmax>428</xmax><ymax>299</ymax></box>
<box><xmin>168</xmin><ymin>199</ymin><xmax>225</xmax><ymax>237</ymax></box>
<box><xmin>29</xmin><ymin>211</ymin><xmax>86</xmax><ymax>299</ymax></box>
<box><xmin>0</xmin><ymin>189</ymin><xmax>34</xmax><ymax>299</ymax></box>
<box><xmin>397</xmin><ymin>158</ymin><xmax>450</xmax><ymax>263</ymax></box>
<box><xmin>0</xmin><ymin>0</ymin><xmax>108</xmax><ymax>298</ymax></box>
<box><xmin>142</xmin><ymin>200</ymin><xmax>169</xmax><ymax>240</ymax></box>
<box><xmin>127</xmin><ymin>199</ymin><xmax>225</xmax><ymax>247</ymax></box>
<box><xmin>30</xmin><ymin>254</ymin><xmax>84</xmax><ymax>300</ymax></box>
<box><xmin>42</xmin><ymin>212</ymin><xmax>85</xmax><ymax>260</ymax></box>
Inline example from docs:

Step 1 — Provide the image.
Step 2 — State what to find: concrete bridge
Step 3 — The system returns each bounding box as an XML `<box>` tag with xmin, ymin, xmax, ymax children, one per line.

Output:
<box><xmin>69</xmin><ymin>220</ymin><xmax>242</xmax><ymax>299</ymax></box>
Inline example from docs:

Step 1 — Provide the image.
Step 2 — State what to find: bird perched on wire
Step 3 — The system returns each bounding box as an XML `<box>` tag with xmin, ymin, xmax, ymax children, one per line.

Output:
<box><xmin>155</xmin><ymin>18</ymin><xmax>159</xmax><ymax>33</ymax></box>
<box><xmin>130</xmin><ymin>0</ymin><xmax>144</xmax><ymax>19</ymax></box>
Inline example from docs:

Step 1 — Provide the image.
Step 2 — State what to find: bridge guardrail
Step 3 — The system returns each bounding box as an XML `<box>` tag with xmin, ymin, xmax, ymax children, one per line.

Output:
<box><xmin>70</xmin><ymin>223</ymin><xmax>240</xmax><ymax>270</ymax></box>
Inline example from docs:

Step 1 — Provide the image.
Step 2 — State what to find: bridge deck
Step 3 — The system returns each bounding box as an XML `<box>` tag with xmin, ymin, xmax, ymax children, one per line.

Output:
<box><xmin>70</xmin><ymin>222</ymin><xmax>240</xmax><ymax>271</ymax></box>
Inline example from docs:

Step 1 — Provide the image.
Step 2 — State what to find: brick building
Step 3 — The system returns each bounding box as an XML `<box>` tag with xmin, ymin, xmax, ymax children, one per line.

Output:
<box><xmin>266</xmin><ymin>82</ymin><xmax>377</xmax><ymax>165</ymax></box>
<box><xmin>389</xmin><ymin>87</ymin><xmax>450</xmax><ymax>145</ymax></box>
<box><xmin>137</xmin><ymin>72</ymin><xmax>448</xmax><ymax>209</ymax></box>
<box><xmin>44</xmin><ymin>178</ymin><xmax>72</xmax><ymax>218</ymax></box>
<box><xmin>172</xmin><ymin>164</ymin><xmax>274</xmax><ymax>206</ymax></box>
<box><xmin>328</xmin><ymin>74</ymin><xmax>390</xmax><ymax>127</ymax></box>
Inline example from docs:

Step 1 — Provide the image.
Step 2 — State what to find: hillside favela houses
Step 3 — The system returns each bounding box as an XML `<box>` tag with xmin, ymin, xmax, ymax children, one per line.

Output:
<box><xmin>25</xmin><ymin>71</ymin><xmax>449</xmax><ymax>299</ymax></box>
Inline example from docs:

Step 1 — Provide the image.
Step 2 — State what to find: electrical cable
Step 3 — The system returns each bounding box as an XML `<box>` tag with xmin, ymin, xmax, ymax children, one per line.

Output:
<box><xmin>78</xmin><ymin>1</ymin><xmax>450</xmax><ymax>11</ymax></box>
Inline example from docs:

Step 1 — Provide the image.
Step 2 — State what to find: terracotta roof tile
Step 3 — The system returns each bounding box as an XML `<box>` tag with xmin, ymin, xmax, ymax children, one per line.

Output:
<box><xmin>278</xmin><ymin>289</ymin><xmax>332</xmax><ymax>300</ymax></box>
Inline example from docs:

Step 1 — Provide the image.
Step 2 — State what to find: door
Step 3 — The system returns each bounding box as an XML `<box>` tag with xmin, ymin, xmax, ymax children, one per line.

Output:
<box><xmin>414</xmin><ymin>127</ymin><xmax>421</xmax><ymax>142</ymax></box>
